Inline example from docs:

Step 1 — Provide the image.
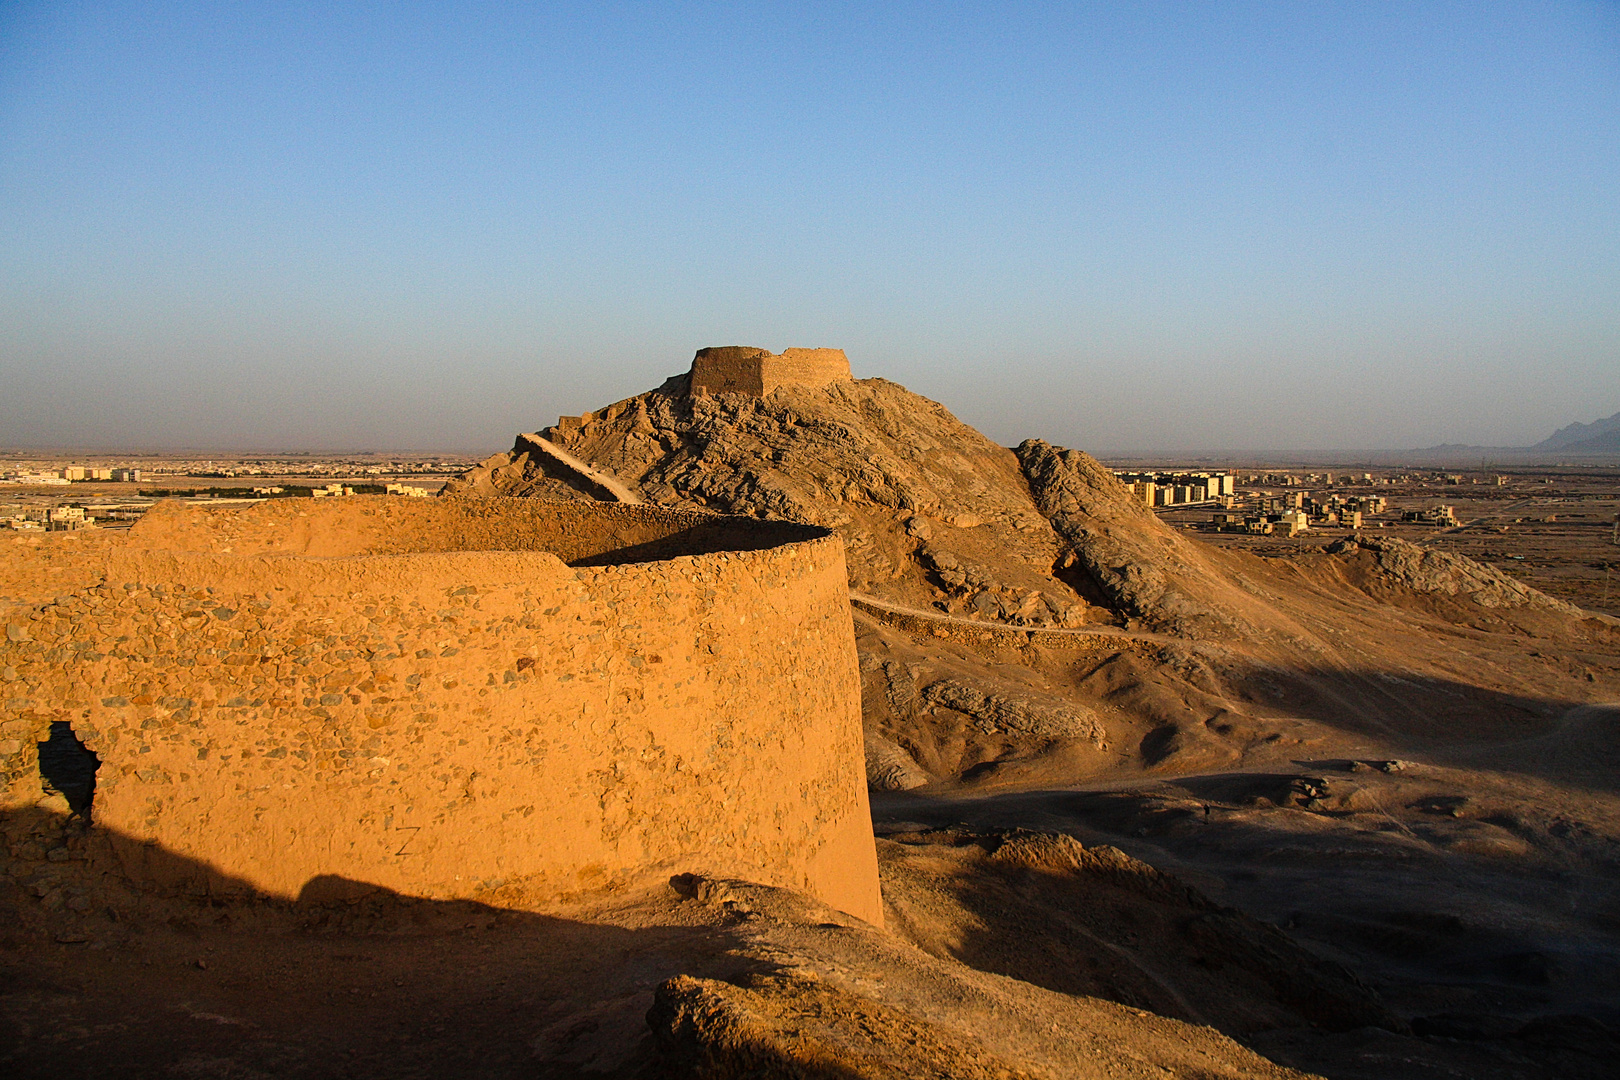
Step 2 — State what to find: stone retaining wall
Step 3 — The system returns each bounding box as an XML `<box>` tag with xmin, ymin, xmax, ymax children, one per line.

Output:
<box><xmin>0</xmin><ymin>498</ymin><xmax>882</xmax><ymax>923</ymax></box>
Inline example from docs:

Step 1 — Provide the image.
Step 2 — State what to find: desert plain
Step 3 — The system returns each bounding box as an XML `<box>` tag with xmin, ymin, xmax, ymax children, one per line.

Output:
<box><xmin>3</xmin><ymin>348</ymin><xmax>1619</xmax><ymax>1080</ymax></box>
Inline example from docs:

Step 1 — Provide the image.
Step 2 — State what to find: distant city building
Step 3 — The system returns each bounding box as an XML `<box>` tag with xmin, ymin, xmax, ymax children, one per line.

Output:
<box><xmin>1401</xmin><ymin>504</ymin><xmax>1458</xmax><ymax>526</ymax></box>
<box><xmin>1114</xmin><ymin>470</ymin><xmax>1233</xmax><ymax>507</ymax></box>
<box><xmin>385</xmin><ymin>483</ymin><xmax>430</xmax><ymax>497</ymax></box>
<box><xmin>41</xmin><ymin>506</ymin><xmax>90</xmax><ymax>530</ymax></box>
<box><xmin>1276</xmin><ymin>510</ymin><xmax>1309</xmax><ymax>536</ymax></box>
<box><xmin>1</xmin><ymin>472</ymin><xmax>71</xmax><ymax>486</ymax></box>
<box><xmin>1344</xmin><ymin>496</ymin><xmax>1387</xmax><ymax>515</ymax></box>
<box><xmin>1123</xmin><ymin>479</ymin><xmax>1157</xmax><ymax>507</ymax></box>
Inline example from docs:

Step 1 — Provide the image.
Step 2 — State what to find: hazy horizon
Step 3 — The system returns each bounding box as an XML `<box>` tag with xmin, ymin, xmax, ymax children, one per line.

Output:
<box><xmin>4</xmin><ymin>2</ymin><xmax>1617</xmax><ymax>456</ymax></box>
<box><xmin>5</xmin><ymin>423</ymin><xmax>1620</xmax><ymax>464</ymax></box>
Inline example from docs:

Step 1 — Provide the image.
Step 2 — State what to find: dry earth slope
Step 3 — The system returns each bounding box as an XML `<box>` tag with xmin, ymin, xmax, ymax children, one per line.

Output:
<box><xmin>444</xmin><ymin>351</ymin><xmax>1620</xmax><ymax>1078</ymax></box>
<box><xmin>452</xmin><ymin>359</ymin><xmax>1617</xmax><ymax>787</ymax></box>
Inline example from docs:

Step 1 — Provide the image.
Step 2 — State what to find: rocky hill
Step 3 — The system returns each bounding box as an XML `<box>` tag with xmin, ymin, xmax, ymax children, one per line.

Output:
<box><xmin>448</xmin><ymin>348</ymin><xmax>1609</xmax><ymax>793</ymax></box>
<box><xmin>447</xmin><ymin>352</ymin><xmax>1620</xmax><ymax>1078</ymax></box>
<box><xmin>448</xmin><ymin>363</ymin><xmax>1327</xmax><ymax>644</ymax></box>
<box><xmin>449</xmin><ymin>370</ymin><xmax>1113</xmax><ymax>629</ymax></box>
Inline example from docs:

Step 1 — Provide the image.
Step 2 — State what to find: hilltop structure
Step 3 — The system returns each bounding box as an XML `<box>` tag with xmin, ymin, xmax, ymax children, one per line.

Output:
<box><xmin>686</xmin><ymin>345</ymin><xmax>852</xmax><ymax>397</ymax></box>
<box><xmin>0</xmin><ymin>497</ymin><xmax>882</xmax><ymax>923</ymax></box>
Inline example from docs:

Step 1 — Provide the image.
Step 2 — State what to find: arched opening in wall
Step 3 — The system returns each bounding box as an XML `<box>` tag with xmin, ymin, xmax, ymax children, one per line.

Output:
<box><xmin>37</xmin><ymin>721</ymin><xmax>100</xmax><ymax>824</ymax></box>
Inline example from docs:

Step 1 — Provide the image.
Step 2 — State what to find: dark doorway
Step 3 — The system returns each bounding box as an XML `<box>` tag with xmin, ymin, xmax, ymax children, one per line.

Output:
<box><xmin>37</xmin><ymin>721</ymin><xmax>100</xmax><ymax>823</ymax></box>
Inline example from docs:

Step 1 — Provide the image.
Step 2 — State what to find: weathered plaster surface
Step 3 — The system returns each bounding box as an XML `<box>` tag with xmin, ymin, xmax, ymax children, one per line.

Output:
<box><xmin>0</xmin><ymin>498</ymin><xmax>882</xmax><ymax>923</ymax></box>
<box><xmin>688</xmin><ymin>346</ymin><xmax>852</xmax><ymax>397</ymax></box>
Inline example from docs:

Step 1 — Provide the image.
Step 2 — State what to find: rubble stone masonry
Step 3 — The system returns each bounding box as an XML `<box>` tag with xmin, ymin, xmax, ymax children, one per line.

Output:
<box><xmin>0</xmin><ymin>498</ymin><xmax>882</xmax><ymax>923</ymax></box>
<box><xmin>687</xmin><ymin>346</ymin><xmax>852</xmax><ymax>397</ymax></box>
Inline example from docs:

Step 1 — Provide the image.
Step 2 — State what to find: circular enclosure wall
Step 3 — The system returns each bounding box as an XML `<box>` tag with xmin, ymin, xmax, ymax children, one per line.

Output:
<box><xmin>0</xmin><ymin>498</ymin><xmax>881</xmax><ymax>923</ymax></box>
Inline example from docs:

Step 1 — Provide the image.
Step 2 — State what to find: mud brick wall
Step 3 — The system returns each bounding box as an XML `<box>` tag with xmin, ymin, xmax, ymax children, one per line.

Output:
<box><xmin>0</xmin><ymin>498</ymin><xmax>882</xmax><ymax>923</ymax></box>
<box><xmin>689</xmin><ymin>346</ymin><xmax>852</xmax><ymax>397</ymax></box>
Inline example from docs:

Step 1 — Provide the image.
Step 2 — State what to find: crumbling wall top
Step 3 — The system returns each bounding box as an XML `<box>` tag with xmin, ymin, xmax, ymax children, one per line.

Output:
<box><xmin>689</xmin><ymin>346</ymin><xmax>852</xmax><ymax>397</ymax></box>
<box><xmin>126</xmin><ymin>496</ymin><xmax>823</xmax><ymax>566</ymax></box>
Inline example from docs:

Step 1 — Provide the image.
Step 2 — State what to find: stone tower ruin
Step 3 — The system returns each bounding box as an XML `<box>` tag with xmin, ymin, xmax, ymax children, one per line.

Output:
<box><xmin>687</xmin><ymin>346</ymin><xmax>852</xmax><ymax>397</ymax></box>
<box><xmin>0</xmin><ymin>498</ymin><xmax>883</xmax><ymax>924</ymax></box>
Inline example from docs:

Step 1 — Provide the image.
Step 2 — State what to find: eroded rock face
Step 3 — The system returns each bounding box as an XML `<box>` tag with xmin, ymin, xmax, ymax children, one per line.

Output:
<box><xmin>864</xmin><ymin>731</ymin><xmax>933</xmax><ymax>791</ymax></box>
<box><xmin>920</xmin><ymin>679</ymin><xmax>1107</xmax><ymax>748</ymax></box>
<box><xmin>649</xmin><ymin>972</ymin><xmax>1045</xmax><ymax>1080</ymax></box>
<box><xmin>1016</xmin><ymin>438</ymin><xmax>1237</xmax><ymax>636</ymax></box>
<box><xmin>1327</xmin><ymin>535</ymin><xmax>1585</xmax><ymax>616</ymax></box>
<box><xmin>648</xmin><ymin>874</ymin><xmax>1321</xmax><ymax>1080</ymax></box>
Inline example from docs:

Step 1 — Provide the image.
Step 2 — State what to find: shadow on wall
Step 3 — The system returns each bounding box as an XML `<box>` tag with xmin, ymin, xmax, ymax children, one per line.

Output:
<box><xmin>7</xmin><ymin>800</ymin><xmax>362</xmax><ymax>904</ymax></box>
<box><xmin>0</xmin><ymin>803</ymin><xmax>761</xmax><ymax>1079</ymax></box>
<box><xmin>565</xmin><ymin>520</ymin><xmax>816</xmax><ymax>566</ymax></box>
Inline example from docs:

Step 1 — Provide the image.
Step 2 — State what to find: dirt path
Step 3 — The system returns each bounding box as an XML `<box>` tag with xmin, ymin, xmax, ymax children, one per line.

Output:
<box><xmin>517</xmin><ymin>432</ymin><xmax>642</xmax><ymax>503</ymax></box>
<box><xmin>848</xmin><ymin>591</ymin><xmax>1177</xmax><ymax>645</ymax></box>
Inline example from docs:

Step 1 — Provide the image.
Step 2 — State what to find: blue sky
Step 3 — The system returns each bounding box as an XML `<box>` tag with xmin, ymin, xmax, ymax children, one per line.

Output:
<box><xmin>2</xmin><ymin>1</ymin><xmax>1617</xmax><ymax>453</ymax></box>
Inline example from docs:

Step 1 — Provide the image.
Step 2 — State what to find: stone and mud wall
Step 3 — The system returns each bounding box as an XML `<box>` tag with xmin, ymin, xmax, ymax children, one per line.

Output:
<box><xmin>688</xmin><ymin>346</ymin><xmax>852</xmax><ymax>397</ymax></box>
<box><xmin>0</xmin><ymin>498</ymin><xmax>882</xmax><ymax>923</ymax></box>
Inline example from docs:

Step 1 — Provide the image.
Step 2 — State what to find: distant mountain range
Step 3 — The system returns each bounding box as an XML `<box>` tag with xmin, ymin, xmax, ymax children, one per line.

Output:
<box><xmin>1413</xmin><ymin>409</ymin><xmax>1620</xmax><ymax>458</ymax></box>
<box><xmin>1530</xmin><ymin>410</ymin><xmax>1620</xmax><ymax>454</ymax></box>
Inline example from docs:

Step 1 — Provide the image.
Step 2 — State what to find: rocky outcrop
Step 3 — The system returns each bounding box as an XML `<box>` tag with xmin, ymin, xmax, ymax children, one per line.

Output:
<box><xmin>917</xmin><ymin>542</ymin><xmax>1086</xmax><ymax>626</ymax></box>
<box><xmin>922</xmin><ymin>679</ymin><xmax>1107</xmax><ymax>748</ymax></box>
<box><xmin>442</xmin><ymin>432</ymin><xmax>640</xmax><ymax>502</ymax></box>
<box><xmin>650</xmin><ymin>874</ymin><xmax>1321</xmax><ymax>1080</ymax></box>
<box><xmin>1327</xmin><ymin>535</ymin><xmax>1587</xmax><ymax>616</ymax></box>
<box><xmin>864</xmin><ymin>732</ymin><xmax>933</xmax><ymax>791</ymax></box>
<box><xmin>881</xmin><ymin>830</ymin><xmax>1403</xmax><ymax>1040</ymax></box>
<box><xmin>1015</xmin><ymin>439</ymin><xmax>1233</xmax><ymax>635</ymax></box>
<box><xmin>649</xmin><ymin>972</ymin><xmax>1044</xmax><ymax>1079</ymax></box>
